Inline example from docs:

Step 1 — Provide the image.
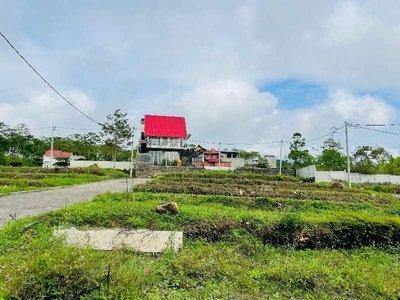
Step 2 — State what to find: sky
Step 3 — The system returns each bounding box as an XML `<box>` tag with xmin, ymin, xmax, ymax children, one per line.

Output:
<box><xmin>1</xmin><ymin>0</ymin><xmax>400</xmax><ymax>157</ymax></box>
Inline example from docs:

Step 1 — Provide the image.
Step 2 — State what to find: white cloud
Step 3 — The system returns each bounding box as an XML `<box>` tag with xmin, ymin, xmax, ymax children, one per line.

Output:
<box><xmin>177</xmin><ymin>80</ymin><xmax>278</xmax><ymax>144</ymax></box>
<box><xmin>322</xmin><ymin>2</ymin><xmax>374</xmax><ymax>46</ymax></box>
<box><xmin>2</xmin><ymin>1</ymin><xmax>400</xmax><ymax>155</ymax></box>
<box><xmin>327</xmin><ymin>90</ymin><xmax>395</xmax><ymax>124</ymax></box>
<box><xmin>0</xmin><ymin>89</ymin><xmax>96</xmax><ymax>131</ymax></box>
<box><xmin>177</xmin><ymin>80</ymin><xmax>398</xmax><ymax>156</ymax></box>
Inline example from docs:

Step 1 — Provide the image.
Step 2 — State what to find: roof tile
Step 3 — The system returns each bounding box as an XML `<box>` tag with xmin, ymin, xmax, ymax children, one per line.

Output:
<box><xmin>144</xmin><ymin>115</ymin><xmax>187</xmax><ymax>138</ymax></box>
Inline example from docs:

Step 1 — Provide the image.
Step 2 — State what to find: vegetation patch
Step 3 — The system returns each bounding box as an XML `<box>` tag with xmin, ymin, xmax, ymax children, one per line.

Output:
<box><xmin>0</xmin><ymin>166</ymin><xmax>128</xmax><ymax>194</ymax></box>
<box><xmin>1</xmin><ymin>171</ymin><xmax>400</xmax><ymax>298</ymax></box>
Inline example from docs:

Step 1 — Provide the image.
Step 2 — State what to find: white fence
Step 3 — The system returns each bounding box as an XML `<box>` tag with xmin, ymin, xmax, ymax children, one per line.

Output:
<box><xmin>297</xmin><ymin>165</ymin><xmax>316</xmax><ymax>178</ymax></box>
<box><xmin>298</xmin><ymin>165</ymin><xmax>400</xmax><ymax>185</ymax></box>
<box><xmin>70</xmin><ymin>160</ymin><xmax>133</xmax><ymax>170</ymax></box>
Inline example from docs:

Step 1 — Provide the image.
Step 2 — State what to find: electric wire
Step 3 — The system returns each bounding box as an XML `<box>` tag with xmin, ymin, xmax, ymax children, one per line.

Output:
<box><xmin>187</xmin><ymin>126</ymin><xmax>344</xmax><ymax>147</ymax></box>
<box><xmin>304</xmin><ymin>125</ymin><xmax>345</xmax><ymax>143</ymax></box>
<box><xmin>353</xmin><ymin>123</ymin><xmax>400</xmax><ymax>127</ymax></box>
<box><xmin>352</xmin><ymin>124</ymin><xmax>400</xmax><ymax>136</ymax></box>
<box><xmin>54</xmin><ymin>128</ymin><xmax>63</xmax><ymax>137</ymax></box>
<box><xmin>0</xmin><ymin>31</ymin><xmax>102</xmax><ymax>126</ymax></box>
<box><xmin>187</xmin><ymin>139</ymin><xmax>286</xmax><ymax>146</ymax></box>
<box><xmin>29</xmin><ymin>126</ymin><xmax>52</xmax><ymax>131</ymax></box>
<box><xmin>55</xmin><ymin>126</ymin><xmax>98</xmax><ymax>131</ymax></box>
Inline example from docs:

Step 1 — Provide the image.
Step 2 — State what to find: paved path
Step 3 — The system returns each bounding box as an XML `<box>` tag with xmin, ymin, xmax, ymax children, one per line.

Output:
<box><xmin>0</xmin><ymin>178</ymin><xmax>148</xmax><ymax>229</ymax></box>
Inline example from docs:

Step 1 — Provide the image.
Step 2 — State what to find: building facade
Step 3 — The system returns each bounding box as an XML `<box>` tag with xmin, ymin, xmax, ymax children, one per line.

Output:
<box><xmin>43</xmin><ymin>150</ymin><xmax>73</xmax><ymax>168</ymax></box>
<box><xmin>138</xmin><ymin>115</ymin><xmax>188</xmax><ymax>164</ymax></box>
<box><xmin>193</xmin><ymin>147</ymin><xmax>244</xmax><ymax>168</ymax></box>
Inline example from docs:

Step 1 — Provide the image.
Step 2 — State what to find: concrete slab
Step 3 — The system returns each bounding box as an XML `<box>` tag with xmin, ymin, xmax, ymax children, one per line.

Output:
<box><xmin>54</xmin><ymin>228</ymin><xmax>183</xmax><ymax>252</ymax></box>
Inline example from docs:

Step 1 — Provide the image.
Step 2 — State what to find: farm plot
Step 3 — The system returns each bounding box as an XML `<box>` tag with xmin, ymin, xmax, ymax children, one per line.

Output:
<box><xmin>1</xmin><ymin>171</ymin><xmax>400</xmax><ymax>299</ymax></box>
<box><xmin>0</xmin><ymin>166</ymin><xmax>128</xmax><ymax>194</ymax></box>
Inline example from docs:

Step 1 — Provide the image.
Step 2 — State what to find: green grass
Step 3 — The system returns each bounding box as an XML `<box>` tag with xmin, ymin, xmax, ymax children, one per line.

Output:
<box><xmin>1</xmin><ymin>216</ymin><xmax>399</xmax><ymax>299</ymax></box>
<box><xmin>0</xmin><ymin>166</ymin><xmax>128</xmax><ymax>194</ymax></box>
<box><xmin>1</xmin><ymin>171</ymin><xmax>400</xmax><ymax>298</ymax></box>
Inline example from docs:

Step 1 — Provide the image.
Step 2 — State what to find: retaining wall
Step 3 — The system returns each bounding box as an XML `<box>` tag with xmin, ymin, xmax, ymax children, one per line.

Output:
<box><xmin>298</xmin><ymin>165</ymin><xmax>400</xmax><ymax>184</ymax></box>
<box><xmin>70</xmin><ymin>160</ymin><xmax>132</xmax><ymax>170</ymax></box>
<box><xmin>136</xmin><ymin>164</ymin><xmax>205</xmax><ymax>178</ymax></box>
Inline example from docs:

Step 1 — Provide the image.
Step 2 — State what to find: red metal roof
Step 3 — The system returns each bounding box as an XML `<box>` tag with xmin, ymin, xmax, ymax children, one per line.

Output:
<box><xmin>44</xmin><ymin>150</ymin><xmax>73</xmax><ymax>158</ymax></box>
<box><xmin>144</xmin><ymin>115</ymin><xmax>188</xmax><ymax>138</ymax></box>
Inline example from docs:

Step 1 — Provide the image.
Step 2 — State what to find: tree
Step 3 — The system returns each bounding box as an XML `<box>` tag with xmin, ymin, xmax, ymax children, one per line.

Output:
<box><xmin>352</xmin><ymin>145</ymin><xmax>390</xmax><ymax>174</ymax></box>
<box><xmin>321</xmin><ymin>137</ymin><xmax>342</xmax><ymax>151</ymax></box>
<box><xmin>316</xmin><ymin>138</ymin><xmax>347</xmax><ymax>171</ymax></box>
<box><xmin>101</xmin><ymin>109</ymin><xmax>132</xmax><ymax>165</ymax></box>
<box><xmin>256</xmin><ymin>156</ymin><xmax>270</xmax><ymax>169</ymax></box>
<box><xmin>288</xmin><ymin>132</ymin><xmax>314</xmax><ymax>169</ymax></box>
<box><xmin>239</xmin><ymin>150</ymin><xmax>260</xmax><ymax>160</ymax></box>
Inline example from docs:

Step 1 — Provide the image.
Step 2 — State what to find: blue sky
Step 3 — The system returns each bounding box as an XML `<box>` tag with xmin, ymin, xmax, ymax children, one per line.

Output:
<box><xmin>260</xmin><ymin>80</ymin><xmax>329</xmax><ymax>110</ymax></box>
<box><xmin>1</xmin><ymin>0</ymin><xmax>400</xmax><ymax>156</ymax></box>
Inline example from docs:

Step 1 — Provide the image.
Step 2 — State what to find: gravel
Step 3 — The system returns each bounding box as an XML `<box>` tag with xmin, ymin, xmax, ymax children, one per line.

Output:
<box><xmin>0</xmin><ymin>178</ymin><xmax>148</xmax><ymax>229</ymax></box>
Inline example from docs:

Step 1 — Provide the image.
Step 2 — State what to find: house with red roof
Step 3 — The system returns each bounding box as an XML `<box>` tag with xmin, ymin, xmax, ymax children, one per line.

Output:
<box><xmin>138</xmin><ymin>115</ymin><xmax>189</xmax><ymax>164</ymax></box>
<box><xmin>193</xmin><ymin>147</ymin><xmax>244</xmax><ymax>168</ymax></box>
<box><xmin>43</xmin><ymin>150</ymin><xmax>73</xmax><ymax>168</ymax></box>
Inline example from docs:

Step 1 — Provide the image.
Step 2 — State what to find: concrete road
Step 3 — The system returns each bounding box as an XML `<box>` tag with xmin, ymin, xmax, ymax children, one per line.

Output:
<box><xmin>0</xmin><ymin>178</ymin><xmax>148</xmax><ymax>229</ymax></box>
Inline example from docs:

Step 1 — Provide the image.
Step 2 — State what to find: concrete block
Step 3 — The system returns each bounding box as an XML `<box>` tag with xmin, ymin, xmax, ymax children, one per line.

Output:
<box><xmin>54</xmin><ymin>228</ymin><xmax>183</xmax><ymax>252</ymax></box>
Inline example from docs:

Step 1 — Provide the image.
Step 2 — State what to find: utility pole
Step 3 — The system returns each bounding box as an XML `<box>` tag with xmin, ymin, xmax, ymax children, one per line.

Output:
<box><xmin>345</xmin><ymin>121</ymin><xmax>351</xmax><ymax>188</ymax></box>
<box><xmin>50</xmin><ymin>126</ymin><xmax>55</xmax><ymax>168</ymax></box>
<box><xmin>129</xmin><ymin>127</ymin><xmax>136</xmax><ymax>178</ymax></box>
<box><xmin>279</xmin><ymin>140</ymin><xmax>283</xmax><ymax>175</ymax></box>
<box><xmin>218</xmin><ymin>142</ymin><xmax>221</xmax><ymax>170</ymax></box>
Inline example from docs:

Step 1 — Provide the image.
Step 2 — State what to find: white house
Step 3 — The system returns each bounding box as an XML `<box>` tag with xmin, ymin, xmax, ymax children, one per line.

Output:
<box><xmin>43</xmin><ymin>150</ymin><xmax>73</xmax><ymax>168</ymax></box>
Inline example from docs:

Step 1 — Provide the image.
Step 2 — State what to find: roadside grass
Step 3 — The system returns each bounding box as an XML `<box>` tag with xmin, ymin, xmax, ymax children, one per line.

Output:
<box><xmin>1</xmin><ymin>216</ymin><xmax>399</xmax><ymax>299</ymax></box>
<box><xmin>1</xmin><ymin>171</ymin><xmax>400</xmax><ymax>298</ymax></box>
<box><xmin>0</xmin><ymin>166</ymin><xmax>128</xmax><ymax>194</ymax></box>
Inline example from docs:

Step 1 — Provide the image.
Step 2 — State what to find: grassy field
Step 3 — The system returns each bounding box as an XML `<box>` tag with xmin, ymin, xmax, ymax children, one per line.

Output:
<box><xmin>1</xmin><ymin>171</ymin><xmax>400</xmax><ymax>299</ymax></box>
<box><xmin>0</xmin><ymin>166</ymin><xmax>128</xmax><ymax>194</ymax></box>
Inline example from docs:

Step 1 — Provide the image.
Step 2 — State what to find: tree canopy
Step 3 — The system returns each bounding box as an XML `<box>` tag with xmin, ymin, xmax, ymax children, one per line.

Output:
<box><xmin>288</xmin><ymin>132</ymin><xmax>314</xmax><ymax>169</ymax></box>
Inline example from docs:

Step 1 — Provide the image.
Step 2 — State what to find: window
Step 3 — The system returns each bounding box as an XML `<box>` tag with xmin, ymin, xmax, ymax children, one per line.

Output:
<box><xmin>165</xmin><ymin>151</ymin><xmax>179</xmax><ymax>161</ymax></box>
<box><xmin>149</xmin><ymin>151</ymin><xmax>163</xmax><ymax>164</ymax></box>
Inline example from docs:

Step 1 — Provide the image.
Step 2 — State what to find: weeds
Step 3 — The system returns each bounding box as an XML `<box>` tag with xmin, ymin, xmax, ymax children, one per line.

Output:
<box><xmin>1</xmin><ymin>171</ymin><xmax>400</xmax><ymax>298</ymax></box>
<box><xmin>0</xmin><ymin>166</ymin><xmax>128</xmax><ymax>194</ymax></box>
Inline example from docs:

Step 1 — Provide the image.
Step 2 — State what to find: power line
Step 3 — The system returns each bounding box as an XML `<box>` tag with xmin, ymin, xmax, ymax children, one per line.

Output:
<box><xmin>352</xmin><ymin>124</ymin><xmax>400</xmax><ymax>136</ymax></box>
<box><xmin>55</xmin><ymin>126</ymin><xmax>98</xmax><ymax>131</ymax></box>
<box><xmin>304</xmin><ymin>125</ymin><xmax>344</xmax><ymax>143</ymax></box>
<box><xmin>0</xmin><ymin>31</ymin><xmax>102</xmax><ymax>126</ymax></box>
<box><xmin>188</xmin><ymin>126</ymin><xmax>344</xmax><ymax>147</ymax></box>
<box><xmin>187</xmin><ymin>139</ymin><xmax>287</xmax><ymax>146</ymax></box>
<box><xmin>54</xmin><ymin>128</ymin><xmax>63</xmax><ymax>137</ymax></box>
<box><xmin>353</xmin><ymin>123</ymin><xmax>400</xmax><ymax>127</ymax></box>
<box><xmin>29</xmin><ymin>126</ymin><xmax>52</xmax><ymax>131</ymax></box>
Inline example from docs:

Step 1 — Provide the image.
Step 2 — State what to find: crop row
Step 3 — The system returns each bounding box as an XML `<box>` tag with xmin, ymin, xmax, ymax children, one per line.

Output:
<box><xmin>155</xmin><ymin>176</ymin><xmax>309</xmax><ymax>186</ymax></box>
<box><xmin>133</xmin><ymin>181</ymin><xmax>392</xmax><ymax>204</ymax></box>
<box><xmin>0</xmin><ymin>166</ymin><xmax>126</xmax><ymax>176</ymax></box>
<box><xmin>159</xmin><ymin>171</ymin><xmax>300</xmax><ymax>181</ymax></box>
<box><xmin>0</xmin><ymin>172</ymin><xmax>104</xmax><ymax>180</ymax></box>
<box><xmin>153</xmin><ymin>176</ymin><xmax>364</xmax><ymax>193</ymax></box>
<box><xmin>36</xmin><ymin>192</ymin><xmax>400</xmax><ymax>249</ymax></box>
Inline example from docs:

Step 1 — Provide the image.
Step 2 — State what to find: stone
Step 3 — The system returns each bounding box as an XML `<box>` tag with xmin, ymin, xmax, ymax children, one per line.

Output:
<box><xmin>332</xmin><ymin>182</ymin><xmax>345</xmax><ymax>189</ymax></box>
<box><xmin>54</xmin><ymin>228</ymin><xmax>183</xmax><ymax>252</ymax></box>
<box><xmin>156</xmin><ymin>201</ymin><xmax>179</xmax><ymax>214</ymax></box>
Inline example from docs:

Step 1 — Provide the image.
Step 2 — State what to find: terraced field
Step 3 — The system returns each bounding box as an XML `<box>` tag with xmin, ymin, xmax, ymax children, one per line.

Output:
<box><xmin>1</xmin><ymin>171</ymin><xmax>399</xmax><ymax>299</ymax></box>
<box><xmin>0</xmin><ymin>166</ymin><xmax>128</xmax><ymax>194</ymax></box>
